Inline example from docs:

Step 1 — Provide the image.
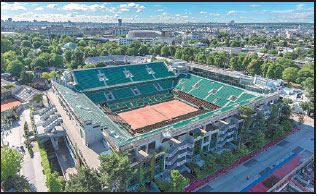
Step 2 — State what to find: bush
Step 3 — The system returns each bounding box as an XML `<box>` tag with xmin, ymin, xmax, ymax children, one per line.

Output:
<box><xmin>2</xmin><ymin>85</ymin><xmax>15</xmax><ymax>89</ymax></box>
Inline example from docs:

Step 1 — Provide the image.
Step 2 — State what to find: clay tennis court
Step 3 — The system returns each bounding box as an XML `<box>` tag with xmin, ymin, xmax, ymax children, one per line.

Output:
<box><xmin>118</xmin><ymin>99</ymin><xmax>198</xmax><ymax>130</ymax></box>
<box><xmin>1</xmin><ymin>98</ymin><xmax>22</xmax><ymax>112</ymax></box>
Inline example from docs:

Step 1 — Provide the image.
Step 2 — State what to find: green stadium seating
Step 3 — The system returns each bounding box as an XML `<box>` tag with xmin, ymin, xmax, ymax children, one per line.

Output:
<box><xmin>159</xmin><ymin>79</ymin><xmax>174</xmax><ymax>90</ymax></box>
<box><xmin>73</xmin><ymin>62</ymin><xmax>175</xmax><ymax>91</ymax></box>
<box><xmin>127</xmin><ymin>64</ymin><xmax>154</xmax><ymax>82</ymax></box>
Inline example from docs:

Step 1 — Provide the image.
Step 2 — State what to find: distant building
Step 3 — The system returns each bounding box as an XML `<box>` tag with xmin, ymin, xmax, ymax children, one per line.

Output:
<box><xmin>31</xmin><ymin>78</ymin><xmax>49</xmax><ymax>90</ymax></box>
<box><xmin>7</xmin><ymin>18</ymin><xmax>12</xmax><ymax>22</ymax></box>
<box><xmin>118</xmin><ymin>19</ymin><xmax>123</xmax><ymax>27</ymax></box>
<box><xmin>62</xmin><ymin>42</ymin><xmax>78</xmax><ymax>50</ymax></box>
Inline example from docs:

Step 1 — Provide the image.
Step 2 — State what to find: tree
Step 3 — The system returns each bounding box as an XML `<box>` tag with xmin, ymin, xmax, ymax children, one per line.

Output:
<box><xmin>1</xmin><ymin>54</ymin><xmax>8</xmax><ymax>72</ymax></box>
<box><xmin>253</xmin><ymin>130</ymin><xmax>266</xmax><ymax>150</ymax></box>
<box><xmin>33</xmin><ymin>41</ymin><xmax>42</xmax><ymax>49</ymax></box>
<box><xmin>260</xmin><ymin>48</ymin><xmax>268</xmax><ymax>53</ymax></box>
<box><xmin>266</xmin><ymin>63</ymin><xmax>283</xmax><ymax>79</ymax></box>
<box><xmin>161</xmin><ymin>46</ymin><xmax>169</xmax><ymax>57</ymax></box>
<box><xmin>235</xmin><ymin>143</ymin><xmax>248</xmax><ymax>157</ymax></box>
<box><xmin>138</xmin><ymin>45</ymin><xmax>148</xmax><ymax>56</ymax></box>
<box><xmin>31</xmin><ymin>58</ymin><xmax>46</xmax><ymax>70</ymax></box>
<box><xmin>282</xmin><ymin>67</ymin><xmax>298</xmax><ymax>82</ymax></box>
<box><xmin>46</xmin><ymin>172</ymin><xmax>64</xmax><ymax>192</ymax></box>
<box><xmin>169</xmin><ymin>170</ymin><xmax>190</xmax><ymax>192</ymax></box>
<box><xmin>20</xmin><ymin>71</ymin><xmax>34</xmax><ymax>85</ymax></box>
<box><xmin>3</xmin><ymin>50</ymin><xmax>17</xmax><ymax>62</ymax></box>
<box><xmin>251</xmin><ymin>52</ymin><xmax>258</xmax><ymax>60</ymax></box>
<box><xmin>272</xmin><ymin>126</ymin><xmax>285</xmax><ymax>140</ymax></box>
<box><xmin>1</xmin><ymin>39</ymin><xmax>12</xmax><ymax>53</ymax></box>
<box><xmin>283</xmin><ymin>98</ymin><xmax>293</xmax><ymax>105</ymax></box>
<box><xmin>1</xmin><ymin>146</ymin><xmax>23</xmax><ymax>181</ymax></box>
<box><xmin>72</xmin><ymin>48</ymin><xmax>85</xmax><ymax>66</ymax></box>
<box><xmin>261</xmin><ymin>60</ymin><xmax>272</xmax><ymax>77</ymax></box>
<box><xmin>64</xmin><ymin>49</ymin><xmax>72</xmax><ymax>63</ymax></box>
<box><xmin>99</xmin><ymin>153</ymin><xmax>133</xmax><ymax>192</ymax></box>
<box><xmin>95</xmin><ymin>62</ymin><xmax>106</xmax><ymax>68</ymax></box>
<box><xmin>41</xmin><ymin>72</ymin><xmax>50</xmax><ymax>80</ymax></box>
<box><xmin>1</xmin><ymin>174</ymin><xmax>31</xmax><ymax>192</ymax></box>
<box><xmin>174</xmin><ymin>49</ymin><xmax>182</xmax><ymax>59</ymax></box>
<box><xmin>229</xmin><ymin>40</ymin><xmax>240</xmax><ymax>47</ymax></box>
<box><xmin>78</xmin><ymin>40</ymin><xmax>87</xmax><ymax>47</ymax></box>
<box><xmin>65</xmin><ymin>167</ymin><xmax>104</xmax><ymax>192</ymax></box>
<box><xmin>299</xmin><ymin>101</ymin><xmax>313</xmax><ymax>114</ymax></box>
<box><xmin>302</xmin><ymin>77</ymin><xmax>314</xmax><ymax>91</ymax></box>
<box><xmin>240</xmin><ymin>106</ymin><xmax>254</xmax><ymax>144</ymax></box>
<box><xmin>49</xmin><ymin>54</ymin><xmax>63</xmax><ymax>68</ymax></box>
<box><xmin>21</xmin><ymin>40</ymin><xmax>32</xmax><ymax>48</ymax></box>
<box><xmin>217</xmin><ymin>150</ymin><xmax>235</xmax><ymax>167</ymax></box>
<box><xmin>6</xmin><ymin>60</ymin><xmax>23</xmax><ymax>78</ymax></box>
<box><xmin>247</xmin><ymin>59</ymin><xmax>263</xmax><ymax>76</ymax></box>
<box><xmin>49</xmin><ymin>71</ymin><xmax>57</xmax><ymax>80</ymax></box>
<box><xmin>275</xmin><ymin>57</ymin><xmax>296</xmax><ymax>69</ymax></box>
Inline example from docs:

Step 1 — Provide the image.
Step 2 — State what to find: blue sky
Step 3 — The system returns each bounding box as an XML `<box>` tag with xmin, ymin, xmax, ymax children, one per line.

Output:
<box><xmin>1</xmin><ymin>2</ymin><xmax>314</xmax><ymax>23</ymax></box>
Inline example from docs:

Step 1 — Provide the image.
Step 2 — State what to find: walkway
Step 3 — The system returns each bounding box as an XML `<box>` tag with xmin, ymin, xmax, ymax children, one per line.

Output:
<box><xmin>195</xmin><ymin>121</ymin><xmax>314</xmax><ymax>192</ymax></box>
<box><xmin>47</xmin><ymin>90</ymin><xmax>101</xmax><ymax>169</ymax></box>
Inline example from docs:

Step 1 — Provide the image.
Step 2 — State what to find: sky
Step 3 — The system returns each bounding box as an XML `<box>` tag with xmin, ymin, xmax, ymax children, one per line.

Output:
<box><xmin>1</xmin><ymin>2</ymin><xmax>314</xmax><ymax>23</ymax></box>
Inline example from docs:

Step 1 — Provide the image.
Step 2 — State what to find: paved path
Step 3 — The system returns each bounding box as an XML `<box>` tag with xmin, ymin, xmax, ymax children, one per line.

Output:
<box><xmin>2</xmin><ymin>109</ymin><xmax>48</xmax><ymax>192</ymax></box>
<box><xmin>196</xmin><ymin>120</ymin><xmax>314</xmax><ymax>192</ymax></box>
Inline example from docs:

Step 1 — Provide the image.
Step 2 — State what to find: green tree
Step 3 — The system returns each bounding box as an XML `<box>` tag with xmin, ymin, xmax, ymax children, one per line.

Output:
<box><xmin>260</xmin><ymin>48</ymin><xmax>268</xmax><ymax>53</ymax></box>
<box><xmin>283</xmin><ymin>98</ymin><xmax>293</xmax><ymax>105</ymax></box>
<box><xmin>240</xmin><ymin>106</ymin><xmax>254</xmax><ymax>144</ymax></box>
<box><xmin>161</xmin><ymin>46</ymin><xmax>169</xmax><ymax>57</ymax></box>
<box><xmin>174</xmin><ymin>49</ymin><xmax>182</xmax><ymax>59</ymax></box>
<box><xmin>282</xmin><ymin>67</ymin><xmax>298</xmax><ymax>82</ymax></box>
<box><xmin>31</xmin><ymin>58</ymin><xmax>46</xmax><ymax>70</ymax></box>
<box><xmin>72</xmin><ymin>48</ymin><xmax>85</xmax><ymax>66</ymax></box>
<box><xmin>3</xmin><ymin>50</ymin><xmax>17</xmax><ymax>62</ymax></box>
<box><xmin>266</xmin><ymin>63</ymin><xmax>283</xmax><ymax>79</ymax></box>
<box><xmin>253</xmin><ymin>130</ymin><xmax>266</xmax><ymax>150</ymax></box>
<box><xmin>20</xmin><ymin>71</ymin><xmax>34</xmax><ymax>85</ymax></box>
<box><xmin>49</xmin><ymin>71</ymin><xmax>57</xmax><ymax>79</ymax></box>
<box><xmin>41</xmin><ymin>72</ymin><xmax>50</xmax><ymax>80</ymax></box>
<box><xmin>275</xmin><ymin>57</ymin><xmax>296</xmax><ymax>69</ymax></box>
<box><xmin>33</xmin><ymin>41</ymin><xmax>42</xmax><ymax>49</ymax></box>
<box><xmin>64</xmin><ymin>49</ymin><xmax>72</xmax><ymax>63</ymax></box>
<box><xmin>65</xmin><ymin>166</ymin><xmax>104</xmax><ymax>192</ymax></box>
<box><xmin>1</xmin><ymin>146</ymin><xmax>23</xmax><ymax>181</ymax></box>
<box><xmin>1</xmin><ymin>174</ymin><xmax>31</xmax><ymax>192</ymax></box>
<box><xmin>217</xmin><ymin>150</ymin><xmax>235</xmax><ymax>167</ymax></box>
<box><xmin>99</xmin><ymin>153</ymin><xmax>133</xmax><ymax>192</ymax></box>
<box><xmin>138</xmin><ymin>45</ymin><xmax>148</xmax><ymax>56</ymax></box>
<box><xmin>6</xmin><ymin>60</ymin><xmax>23</xmax><ymax>78</ymax></box>
<box><xmin>46</xmin><ymin>172</ymin><xmax>64</xmax><ymax>192</ymax></box>
<box><xmin>21</xmin><ymin>40</ymin><xmax>32</xmax><ymax>48</ymax></box>
<box><xmin>302</xmin><ymin>77</ymin><xmax>314</xmax><ymax>91</ymax></box>
<box><xmin>169</xmin><ymin>170</ymin><xmax>190</xmax><ymax>192</ymax></box>
<box><xmin>78</xmin><ymin>40</ymin><xmax>87</xmax><ymax>47</ymax></box>
<box><xmin>248</xmin><ymin>58</ymin><xmax>263</xmax><ymax>76</ymax></box>
<box><xmin>272</xmin><ymin>126</ymin><xmax>285</xmax><ymax>140</ymax></box>
<box><xmin>49</xmin><ymin>54</ymin><xmax>63</xmax><ymax>68</ymax></box>
<box><xmin>1</xmin><ymin>39</ymin><xmax>12</xmax><ymax>53</ymax></box>
<box><xmin>1</xmin><ymin>54</ymin><xmax>8</xmax><ymax>72</ymax></box>
<box><xmin>235</xmin><ymin>143</ymin><xmax>248</xmax><ymax>157</ymax></box>
<box><xmin>229</xmin><ymin>40</ymin><xmax>240</xmax><ymax>47</ymax></box>
<box><xmin>299</xmin><ymin>101</ymin><xmax>313</xmax><ymax>114</ymax></box>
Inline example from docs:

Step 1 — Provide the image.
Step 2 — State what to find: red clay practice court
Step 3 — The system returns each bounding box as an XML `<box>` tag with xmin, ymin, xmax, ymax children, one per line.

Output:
<box><xmin>118</xmin><ymin>99</ymin><xmax>198</xmax><ymax>130</ymax></box>
<box><xmin>1</xmin><ymin>98</ymin><xmax>22</xmax><ymax>112</ymax></box>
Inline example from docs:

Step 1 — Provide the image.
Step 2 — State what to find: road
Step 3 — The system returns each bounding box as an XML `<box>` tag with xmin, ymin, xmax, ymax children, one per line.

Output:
<box><xmin>2</xmin><ymin>108</ymin><xmax>48</xmax><ymax>192</ymax></box>
<box><xmin>196</xmin><ymin>120</ymin><xmax>314</xmax><ymax>192</ymax></box>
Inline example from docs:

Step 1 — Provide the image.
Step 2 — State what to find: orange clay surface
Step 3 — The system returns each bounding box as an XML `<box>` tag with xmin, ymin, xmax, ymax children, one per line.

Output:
<box><xmin>118</xmin><ymin>99</ymin><xmax>197</xmax><ymax>130</ymax></box>
<box><xmin>1</xmin><ymin>98</ymin><xmax>22</xmax><ymax>112</ymax></box>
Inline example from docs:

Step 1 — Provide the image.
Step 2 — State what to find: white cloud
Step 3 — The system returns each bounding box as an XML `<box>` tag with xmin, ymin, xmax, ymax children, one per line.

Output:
<box><xmin>61</xmin><ymin>3</ymin><xmax>115</xmax><ymax>13</ymax></box>
<box><xmin>136</xmin><ymin>8</ymin><xmax>143</xmax><ymax>13</ymax></box>
<box><xmin>175</xmin><ymin>14</ymin><xmax>180</xmax><ymax>17</ymax></box>
<box><xmin>34</xmin><ymin>7</ymin><xmax>44</xmax><ymax>11</ymax></box>
<box><xmin>296</xmin><ymin>4</ymin><xmax>305</xmax><ymax>9</ymax></box>
<box><xmin>162</xmin><ymin>12</ymin><xmax>168</xmax><ymax>16</ymax></box>
<box><xmin>1</xmin><ymin>2</ymin><xmax>26</xmax><ymax>11</ymax></box>
<box><xmin>249</xmin><ymin>5</ymin><xmax>261</xmax><ymax>7</ymax></box>
<box><xmin>209</xmin><ymin>13</ymin><xmax>220</xmax><ymax>16</ymax></box>
<box><xmin>182</xmin><ymin>16</ymin><xmax>189</xmax><ymax>18</ymax></box>
<box><xmin>200</xmin><ymin>11</ymin><xmax>207</xmax><ymax>14</ymax></box>
<box><xmin>119</xmin><ymin>8</ymin><xmax>129</xmax><ymax>12</ymax></box>
<box><xmin>157</xmin><ymin>9</ymin><xmax>164</xmax><ymax>12</ymax></box>
<box><xmin>227</xmin><ymin>10</ymin><xmax>245</xmax><ymax>15</ymax></box>
<box><xmin>46</xmin><ymin>4</ymin><xmax>58</xmax><ymax>9</ymax></box>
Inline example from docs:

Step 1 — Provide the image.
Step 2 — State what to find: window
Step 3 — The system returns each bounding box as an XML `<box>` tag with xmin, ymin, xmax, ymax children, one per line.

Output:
<box><xmin>203</xmin><ymin>136</ymin><xmax>209</xmax><ymax>143</ymax></box>
<box><xmin>123</xmin><ymin>70</ymin><xmax>133</xmax><ymax>78</ymax></box>
<box><xmin>142</xmin><ymin>161</ymin><xmax>151</xmax><ymax>170</ymax></box>
<box><xmin>147</xmin><ymin>68</ymin><xmax>155</xmax><ymax>75</ymax></box>
<box><xmin>209</xmin><ymin>89</ymin><xmax>217</xmax><ymax>94</ymax></box>
<box><xmin>193</xmin><ymin>83</ymin><xmax>201</xmax><ymax>89</ymax></box>
<box><xmin>105</xmin><ymin>92</ymin><xmax>115</xmax><ymax>101</ymax></box>
<box><xmin>228</xmin><ymin>95</ymin><xmax>237</xmax><ymax>101</ymax></box>
<box><xmin>98</xmin><ymin>73</ymin><xmax>108</xmax><ymax>81</ymax></box>
<box><xmin>143</xmin><ymin>171</ymin><xmax>151</xmax><ymax>181</ymax></box>
<box><xmin>131</xmin><ymin>87</ymin><xmax>141</xmax><ymax>95</ymax></box>
<box><xmin>154</xmin><ymin>83</ymin><xmax>163</xmax><ymax>91</ymax></box>
<box><xmin>128</xmin><ymin>170</ymin><xmax>139</xmax><ymax>186</ymax></box>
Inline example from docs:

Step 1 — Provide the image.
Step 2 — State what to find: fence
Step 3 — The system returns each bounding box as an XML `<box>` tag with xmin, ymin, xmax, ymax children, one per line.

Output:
<box><xmin>184</xmin><ymin>127</ymin><xmax>302</xmax><ymax>192</ymax></box>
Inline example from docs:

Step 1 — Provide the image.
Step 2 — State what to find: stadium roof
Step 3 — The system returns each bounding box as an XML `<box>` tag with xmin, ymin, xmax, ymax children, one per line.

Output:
<box><xmin>54</xmin><ymin>82</ymin><xmax>131</xmax><ymax>146</ymax></box>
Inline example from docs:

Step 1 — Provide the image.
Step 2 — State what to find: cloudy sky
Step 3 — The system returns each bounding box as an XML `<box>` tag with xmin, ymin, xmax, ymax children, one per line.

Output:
<box><xmin>1</xmin><ymin>2</ymin><xmax>314</xmax><ymax>23</ymax></box>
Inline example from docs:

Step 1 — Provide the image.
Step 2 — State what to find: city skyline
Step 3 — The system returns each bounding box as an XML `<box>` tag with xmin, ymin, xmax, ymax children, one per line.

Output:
<box><xmin>1</xmin><ymin>2</ymin><xmax>314</xmax><ymax>23</ymax></box>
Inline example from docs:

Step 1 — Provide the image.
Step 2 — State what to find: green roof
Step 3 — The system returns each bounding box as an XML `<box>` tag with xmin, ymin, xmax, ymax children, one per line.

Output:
<box><xmin>54</xmin><ymin>82</ymin><xmax>131</xmax><ymax>146</ymax></box>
